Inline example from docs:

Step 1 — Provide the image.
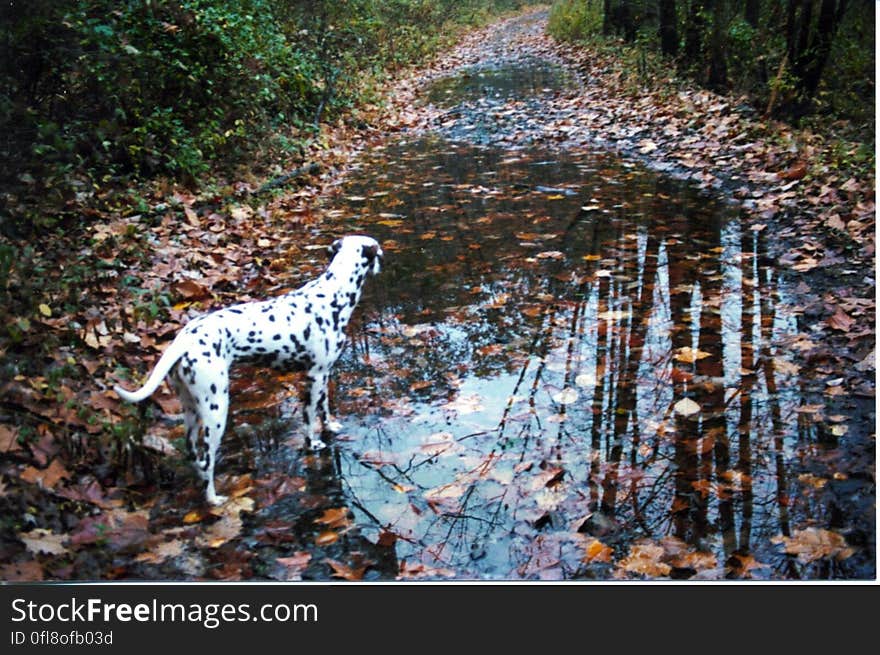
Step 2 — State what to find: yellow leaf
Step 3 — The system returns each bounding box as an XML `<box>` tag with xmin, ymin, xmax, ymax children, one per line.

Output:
<box><xmin>674</xmin><ymin>346</ymin><xmax>711</xmax><ymax>363</ymax></box>
<box><xmin>38</xmin><ymin>304</ymin><xmax>52</xmax><ymax>317</ymax></box>
<box><xmin>584</xmin><ymin>538</ymin><xmax>613</xmax><ymax>563</ymax></box>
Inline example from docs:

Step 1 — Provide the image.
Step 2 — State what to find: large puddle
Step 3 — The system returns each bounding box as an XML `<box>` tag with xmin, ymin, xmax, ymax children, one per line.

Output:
<box><xmin>233</xmin><ymin>57</ymin><xmax>873</xmax><ymax>580</ymax></box>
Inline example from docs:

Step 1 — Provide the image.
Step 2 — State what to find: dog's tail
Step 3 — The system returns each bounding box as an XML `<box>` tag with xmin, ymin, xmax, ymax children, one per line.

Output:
<box><xmin>113</xmin><ymin>336</ymin><xmax>190</xmax><ymax>403</ymax></box>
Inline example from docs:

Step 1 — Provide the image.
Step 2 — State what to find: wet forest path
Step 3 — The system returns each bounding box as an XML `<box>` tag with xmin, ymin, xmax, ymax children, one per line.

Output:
<box><xmin>4</xmin><ymin>9</ymin><xmax>873</xmax><ymax>582</ymax></box>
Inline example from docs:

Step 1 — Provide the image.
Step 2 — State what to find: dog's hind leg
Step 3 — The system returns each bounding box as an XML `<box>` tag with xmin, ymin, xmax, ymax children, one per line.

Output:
<box><xmin>303</xmin><ymin>365</ymin><xmax>330</xmax><ymax>449</ymax></box>
<box><xmin>182</xmin><ymin>363</ymin><xmax>230</xmax><ymax>506</ymax></box>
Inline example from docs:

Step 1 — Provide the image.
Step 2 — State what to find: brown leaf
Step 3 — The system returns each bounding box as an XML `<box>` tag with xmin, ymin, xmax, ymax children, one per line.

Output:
<box><xmin>397</xmin><ymin>561</ymin><xmax>456</xmax><ymax>580</ymax></box>
<box><xmin>276</xmin><ymin>552</ymin><xmax>312</xmax><ymax>580</ymax></box>
<box><xmin>184</xmin><ymin>206</ymin><xmax>200</xmax><ymax>227</ymax></box>
<box><xmin>325</xmin><ymin>558</ymin><xmax>366</xmax><ymax>581</ymax></box>
<box><xmin>70</xmin><ymin>510</ymin><xmax>151</xmax><ymax>552</ymax></box>
<box><xmin>197</xmin><ymin>513</ymin><xmax>243</xmax><ymax>549</ymax></box>
<box><xmin>134</xmin><ymin>539</ymin><xmax>185</xmax><ymax>564</ymax></box>
<box><xmin>19</xmin><ymin>458</ymin><xmax>70</xmax><ymax>490</ymax></box>
<box><xmin>0</xmin><ymin>425</ymin><xmax>21</xmax><ymax>454</ymax></box>
<box><xmin>174</xmin><ymin>279</ymin><xmax>210</xmax><ymax>301</ymax></box>
<box><xmin>826</xmin><ymin>308</ymin><xmax>855</xmax><ymax>332</ymax></box>
<box><xmin>1</xmin><ymin>559</ymin><xmax>43</xmax><ymax>581</ymax></box>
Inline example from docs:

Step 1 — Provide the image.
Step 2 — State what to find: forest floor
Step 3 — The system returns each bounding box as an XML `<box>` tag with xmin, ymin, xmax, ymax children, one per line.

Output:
<box><xmin>0</xmin><ymin>8</ymin><xmax>873</xmax><ymax>581</ymax></box>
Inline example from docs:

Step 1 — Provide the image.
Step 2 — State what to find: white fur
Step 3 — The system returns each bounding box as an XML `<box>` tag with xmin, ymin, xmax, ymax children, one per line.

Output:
<box><xmin>115</xmin><ymin>235</ymin><xmax>382</xmax><ymax>504</ymax></box>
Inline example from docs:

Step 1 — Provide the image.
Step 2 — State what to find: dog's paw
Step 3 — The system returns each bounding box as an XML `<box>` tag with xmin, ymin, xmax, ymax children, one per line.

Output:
<box><xmin>206</xmin><ymin>492</ymin><xmax>228</xmax><ymax>506</ymax></box>
<box><xmin>309</xmin><ymin>436</ymin><xmax>328</xmax><ymax>450</ymax></box>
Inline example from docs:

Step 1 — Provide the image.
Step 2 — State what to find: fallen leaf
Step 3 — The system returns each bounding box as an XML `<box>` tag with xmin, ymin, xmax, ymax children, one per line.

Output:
<box><xmin>583</xmin><ymin>538</ymin><xmax>613</xmax><ymax>563</ymax></box>
<box><xmin>19</xmin><ymin>459</ymin><xmax>70</xmax><ymax>490</ymax></box>
<box><xmin>0</xmin><ymin>425</ymin><xmax>21</xmax><ymax>454</ymax></box>
<box><xmin>197</xmin><ymin>513</ymin><xmax>243</xmax><ymax>549</ymax></box>
<box><xmin>325</xmin><ymin>558</ymin><xmax>366</xmax><ymax>581</ymax></box>
<box><xmin>673</xmin><ymin>397</ymin><xmax>701</xmax><ymax>417</ymax></box>
<box><xmin>314</xmin><ymin>507</ymin><xmax>350</xmax><ymax>528</ymax></box>
<box><xmin>135</xmin><ymin>539</ymin><xmax>185</xmax><ymax>564</ymax></box>
<box><xmin>275</xmin><ymin>552</ymin><xmax>312</xmax><ymax>580</ymax></box>
<box><xmin>0</xmin><ymin>560</ymin><xmax>43</xmax><ymax>581</ymax></box>
<box><xmin>826</xmin><ymin>308</ymin><xmax>855</xmax><ymax>332</ymax></box>
<box><xmin>771</xmin><ymin>528</ymin><xmax>854</xmax><ymax>563</ymax></box>
<box><xmin>552</xmin><ymin>387</ymin><xmax>579</xmax><ymax>404</ymax></box>
<box><xmin>619</xmin><ymin>542</ymin><xmax>671</xmax><ymax>577</ymax></box>
<box><xmin>18</xmin><ymin>529</ymin><xmax>67</xmax><ymax>556</ymax></box>
<box><xmin>674</xmin><ymin>347</ymin><xmax>711</xmax><ymax>363</ymax></box>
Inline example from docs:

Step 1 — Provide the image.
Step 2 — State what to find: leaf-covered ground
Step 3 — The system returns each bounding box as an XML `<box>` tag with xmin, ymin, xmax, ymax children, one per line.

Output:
<box><xmin>0</xmin><ymin>8</ymin><xmax>873</xmax><ymax>581</ymax></box>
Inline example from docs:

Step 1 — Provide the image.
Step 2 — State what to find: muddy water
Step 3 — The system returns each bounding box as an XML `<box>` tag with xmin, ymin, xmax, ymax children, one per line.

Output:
<box><xmin>257</xmin><ymin>60</ymin><xmax>873</xmax><ymax>580</ymax></box>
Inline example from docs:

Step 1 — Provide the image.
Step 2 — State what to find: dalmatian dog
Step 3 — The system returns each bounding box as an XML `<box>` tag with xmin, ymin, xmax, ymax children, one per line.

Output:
<box><xmin>114</xmin><ymin>235</ymin><xmax>383</xmax><ymax>505</ymax></box>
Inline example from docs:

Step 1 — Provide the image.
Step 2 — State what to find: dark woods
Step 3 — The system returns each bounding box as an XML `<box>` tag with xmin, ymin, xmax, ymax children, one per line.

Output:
<box><xmin>0</xmin><ymin>0</ymin><xmax>535</xmax><ymax>228</ymax></box>
<box><xmin>551</xmin><ymin>0</ymin><xmax>873</xmax><ymax>122</ymax></box>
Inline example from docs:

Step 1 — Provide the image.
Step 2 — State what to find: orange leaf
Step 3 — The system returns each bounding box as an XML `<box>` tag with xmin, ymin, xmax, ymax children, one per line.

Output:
<box><xmin>20</xmin><ymin>459</ymin><xmax>70</xmax><ymax>490</ymax></box>
<box><xmin>583</xmin><ymin>538</ymin><xmax>613</xmax><ymax>563</ymax></box>
<box><xmin>325</xmin><ymin>558</ymin><xmax>366</xmax><ymax>581</ymax></box>
<box><xmin>314</xmin><ymin>507</ymin><xmax>350</xmax><ymax>528</ymax></box>
<box><xmin>826</xmin><ymin>308</ymin><xmax>855</xmax><ymax>332</ymax></box>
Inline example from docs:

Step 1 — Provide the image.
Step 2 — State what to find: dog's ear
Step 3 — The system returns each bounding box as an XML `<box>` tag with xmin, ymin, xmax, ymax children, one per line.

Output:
<box><xmin>327</xmin><ymin>239</ymin><xmax>342</xmax><ymax>260</ymax></box>
<box><xmin>362</xmin><ymin>244</ymin><xmax>379</xmax><ymax>260</ymax></box>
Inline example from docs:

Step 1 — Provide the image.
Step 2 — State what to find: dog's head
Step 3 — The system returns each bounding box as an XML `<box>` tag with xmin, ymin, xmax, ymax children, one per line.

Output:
<box><xmin>328</xmin><ymin>235</ymin><xmax>383</xmax><ymax>277</ymax></box>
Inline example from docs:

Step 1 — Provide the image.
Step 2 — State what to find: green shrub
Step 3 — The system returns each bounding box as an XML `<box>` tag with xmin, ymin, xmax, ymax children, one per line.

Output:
<box><xmin>548</xmin><ymin>0</ymin><xmax>602</xmax><ymax>43</ymax></box>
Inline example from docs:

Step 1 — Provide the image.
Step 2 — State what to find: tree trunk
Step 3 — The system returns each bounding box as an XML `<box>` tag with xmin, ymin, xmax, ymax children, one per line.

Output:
<box><xmin>744</xmin><ymin>0</ymin><xmax>760</xmax><ymax>27</ymax></box>
<box><xmin>706</xmin><ymin>0</ymin><xmax>728</xmax><ymax>89</ymax></box>
<box><xmin>783</xmin><ymin>0</ymin><xmax>849</xmax><ymax>116</ymax></box>
<box><xmin>659</xmin><ymin>0</ymin><xmax>679</xmax><ymax>56</ymax></box>
<box><xmin>684</xmin><ymin>0</ymin><xmax>705</xmax><ymax>62</ymax></box>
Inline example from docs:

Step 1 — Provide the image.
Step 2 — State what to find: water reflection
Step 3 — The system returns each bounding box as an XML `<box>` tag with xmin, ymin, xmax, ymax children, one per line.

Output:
<box><xmin>283</xmin><ymin>137</ymin><xmax>870</xmax><ymax>579</ymax></box>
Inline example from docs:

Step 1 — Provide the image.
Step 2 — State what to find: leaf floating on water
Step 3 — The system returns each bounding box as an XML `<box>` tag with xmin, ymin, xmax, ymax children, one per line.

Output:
<box><xmin>574</xmin><ymin>373</ymin><xmax>597</xmax><ymax>388</ymax></box>
<box><xmin>618</xmin><ymin>542</ymin><xmax>671</xmax><ymax>577</ymax></box>
<box><xmin>535</xmin><ymin>250</ymin><xmax>565</xmax><ymax>259</ymax></box>
<box><xmin>314</xmin><ymin>507</ymin><xmax>350</xmax><ymax>528</ymax></box>
<box><xmin>315</xmin><ymin>531</ymin><xmax>339</xmax><ymax>546</ymax></box>
<box><xmin>673</xmin><ymin>397</ymin><xmax>701</xmax><ymax>417</ymax></box>
<box><xmin>674</xmin><ymin>346</ymin><xmax>711</xmax><ymax>363</ymax></box>
<box><xmin>276</xmin><ymin>552</ymin><xmax>311</xmax><ymax>580</ymax></box>
<box><xmin>325</xmin><ymin>558</ymin><xmax>366</xmax><ymax>581</ymax></box>
<box><xmin>771</xmin><ymin>528</ymin><xmax>854</xmax><ymax>563</ymax></box>
<box><xmin>442</xmin><ymin>393</ymin><xmax>484</xmax><ymax>415</ymax></box>
<box><xmin>597</xmin><ymin>309</ymin><xmax>632</xmax><ymax>322</ymax></box>
<box><xmin>552</xmin><ymin>387</ymin><xmax>579</xmax><ymax>404</ymax></box>
<box><xmin>583</xmin><ymin>538</ymin><xmax>613</xmax><ymax>563</ymax></box>
<box><xmin>773</xmin><ymin>358</ymin><xmax>801</xmax><ymax>375</ymax></box>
